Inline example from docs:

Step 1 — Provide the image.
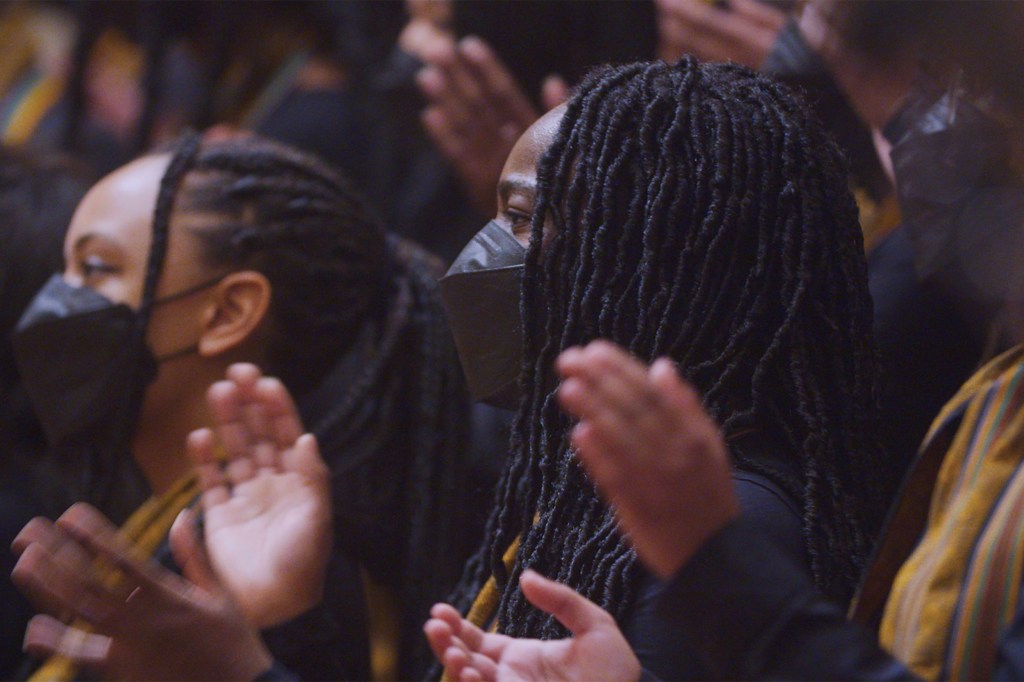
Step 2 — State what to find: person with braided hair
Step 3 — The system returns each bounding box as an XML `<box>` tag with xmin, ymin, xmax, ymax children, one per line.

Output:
<box><xmin>426</xmin><ymin>56</ymin><xmax>890</xmax><ymax>679</ymax></box>
<box><xmin>8</xmin><ymin>132</ymin><xmax>475</xmax><ymax>680</ymax></box>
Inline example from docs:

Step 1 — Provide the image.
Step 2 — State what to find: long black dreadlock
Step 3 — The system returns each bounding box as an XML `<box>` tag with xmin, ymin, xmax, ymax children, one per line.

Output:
<box><xmin>449</xmin><ymin>58</ymin><xmax>888</xmax><ymax>642</ymax></box>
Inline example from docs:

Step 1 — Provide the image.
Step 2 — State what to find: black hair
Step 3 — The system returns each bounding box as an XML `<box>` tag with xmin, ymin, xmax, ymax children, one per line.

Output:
<box><xmin>449</xmin><ymin>58</ymin><xmax>888</xmax><ymax>641</ymax></box>
<box><xmin>0</xmin><ymin>146</ymin><xmax>93</xmax><ymax>488</ymax></box>
<box><xmin>0</xmin><ymin>147</ymin><xmax>93</xmax><ymax>392</ymax></box>
<box><xmin>163</xmin><ymin>134</ymin><xmax>388</xmax><ymax>395</ymax></box>
<box><xmin>151</xmin><ymin>134</ymin><xmax>474</xmax><ymax>678</ymax></box>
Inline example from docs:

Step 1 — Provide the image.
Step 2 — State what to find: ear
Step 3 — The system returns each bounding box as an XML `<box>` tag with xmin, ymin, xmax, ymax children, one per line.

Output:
<box><xmin>196</xmin><ymin>271</ymin><xmax>272</xmax><ymax>358</ymax></box>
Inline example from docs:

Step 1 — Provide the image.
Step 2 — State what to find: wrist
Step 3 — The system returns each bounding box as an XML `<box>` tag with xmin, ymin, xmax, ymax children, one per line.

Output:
<box><xmin>251</xmin><ymin>585</ymin><xmax>324</xmax><ymax>630</ymax></box>
<box><xmin>630</xmin><ymin>501</ymin><xmax>741</xmax><ymax>579</ymax></box>
<box><xmin>223</xmin><ymin>631</ymin><xmax>274</xmax><ymax>681</ymax></box>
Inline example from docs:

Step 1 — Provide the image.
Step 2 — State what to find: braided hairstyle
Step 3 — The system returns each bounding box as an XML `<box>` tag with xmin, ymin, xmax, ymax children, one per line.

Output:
<box><xmin>61</xmin><ymin>133</ymin><xmax>473</xmax><ymax>677</ymax></box>
<box><xmin>450</xmin><ymin>58</ymin><xmax>887</xmax><ymax>640</ymax></box>
<box><xmin>166</xmin><ymin>136</ymin><xmax>388</xmax><ymax>394</ymax></box>
<box><xmin>159</xmin><ymin>134</ymin><xmax>474</xmax><ymax>677</ymax></box>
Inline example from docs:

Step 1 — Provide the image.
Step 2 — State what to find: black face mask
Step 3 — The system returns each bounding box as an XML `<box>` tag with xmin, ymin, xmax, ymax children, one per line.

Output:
<box><xmin>11</xmin><ymin>273</ymin><xmax>224</xmax><ymax>449</ymax></box>
<box><xmin>439</xmin><ymin>220</ymin><xmax>526</xmax><ymax>410</ymax></box>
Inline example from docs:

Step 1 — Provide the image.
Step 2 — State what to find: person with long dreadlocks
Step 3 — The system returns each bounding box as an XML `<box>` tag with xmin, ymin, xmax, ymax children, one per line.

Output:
<box><xmin>425</xmin><ymin>55</ymin><xmax>889</xmax><ymax>680</ymax></box>
<box><xmin>8</xmin><ymin>132</ymin><xmax>475</xmax><ymax>680</ymax></box>
<box><xmin>432</xmin><ymin>4</ymin><xmax>1024</xmax><ymax>681</ymax></box>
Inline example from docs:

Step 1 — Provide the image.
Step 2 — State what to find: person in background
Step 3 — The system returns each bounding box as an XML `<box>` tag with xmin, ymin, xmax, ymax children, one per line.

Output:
<box><xmin>407</xmin><ymin>0</ymin><xmax>655</xmax><ymax>223</ymax></box>
<box><xmin>650</xmin><ymin>0</ymin><xmax>1005</xmax><ymax>484</ymax></box>
<box><xmin>0</xmin><ymin>145</ymin><xmax>93</xmax><ymax>680</ymax></box>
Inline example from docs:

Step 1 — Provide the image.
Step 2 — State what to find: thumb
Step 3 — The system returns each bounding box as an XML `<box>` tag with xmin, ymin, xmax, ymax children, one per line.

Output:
<box><xmin>541</xmin><ymin>74</ymin><xmax>569</xmax><ymax>111</ymax></box>
<box><xmin>520</xmin><ymin>569</ymin><xmax>612</xmax><ymax>635</ymax></box>
<box><xmin>169</xmin><ymin>508</ymin><xmax>221</xmax><ymax>593</ymax></box>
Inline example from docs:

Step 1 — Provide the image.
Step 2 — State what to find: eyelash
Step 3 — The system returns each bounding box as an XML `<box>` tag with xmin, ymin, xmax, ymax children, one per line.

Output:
<box><xmin>80</xmin><ymin>258</ymin><xmax>118</xmax><ymax>278</ymax></box>
<box><xmin>505</xmin><ymin>209</ymin><xmax>531</xmax><ymax>225</ymax></box>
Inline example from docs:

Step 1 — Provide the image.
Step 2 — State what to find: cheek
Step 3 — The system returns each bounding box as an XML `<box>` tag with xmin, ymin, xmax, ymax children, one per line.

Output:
<box><xmin>107</xmin><ymin>280</ymin><xmax>144</xmax><ymax>309</ymax></box>
<box><xmin>144</xmin><ymin>301</ymin><xmax>203</xmax><ymax>356</ymax></box>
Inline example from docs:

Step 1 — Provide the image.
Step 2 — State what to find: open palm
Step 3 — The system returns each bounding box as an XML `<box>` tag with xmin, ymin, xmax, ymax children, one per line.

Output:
<box><xmin>488</xmin><ymin>627</ymin><xmax>635</xmax><ymax>682</ymax></box>
<box><xmin>188</xmin><ymin>363</ymin><xmax>332</xmax><ymax>629</ymax></box>
<box><xmin>425</xmin><ymin>570</ymin><xmax>640</xmax><ymax>682</ymax></box>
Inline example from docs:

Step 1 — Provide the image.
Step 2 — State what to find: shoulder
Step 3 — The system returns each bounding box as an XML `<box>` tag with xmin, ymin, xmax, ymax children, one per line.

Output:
<box><xmin>623</xmin><ymin>474</ymin><xmax>806</xmax><ymax>679</ymax></box>
<box><xmin>731</xmin><ymin>470</ymin><xmax>808</xmax><ymax>572</ymax></box>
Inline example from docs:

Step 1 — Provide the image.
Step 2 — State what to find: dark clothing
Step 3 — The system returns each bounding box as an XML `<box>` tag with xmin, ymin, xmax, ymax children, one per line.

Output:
<box><xmin>254</xmin><ymin>660</ymin><xmax>301</xmax><ymax>682</ymax></box>
<box><xmin>360</xmin><ymin>2</ymin><xmax>658</xmax><ymax>263</ymax></box>
<box><xmin>367</xmin><ymin>52</ymin><xmax>489</xmax><ymax>264</ymax></box>
<box><xmin>453</xmin><ymin>1</ymin><xmax>656</xmax><ymax>106</ymax></box>
<box><xmin>260</xmin><ymin>578</ymin><xmax>369</xmax><ymax>682</ymax></box>
<box><xmin>652</xmin><ymin>348</ymin><xmax>1024</xmax><ymax>681</ymax></box>
<box><xmin>657</xmin><ymin>517</ymin><xmax>914</xmax><ymax>680</ymax></box>
<box><xmin>152</xmin><ymin>516</ymin><xmax>370</xmax><ymax>681</ymax></box>
<box><xmin>0</xmin><ymin>486</ymin><xmax>41</xmax><ymax>679</ymax></box>
<box><xmin>869</xmin><ymin>225</ymin><xmax>983</xmax><ymax>482</ymax></box>
<box><xmin>626</xmin><ymin>471</ymin><xmax>809</xmax><ymax>680</ymax></box>
<box><xmin>658</xmin><ymin>507</ymin><xmax>1024</xmax><ymax>680</ymax></box>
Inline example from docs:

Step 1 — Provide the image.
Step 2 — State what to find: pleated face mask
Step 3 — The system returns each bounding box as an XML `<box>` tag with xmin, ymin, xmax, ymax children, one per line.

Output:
<box><xmin>439</xmin><ymin>220</ymin><xmax>526</xmax><ymax>410</ymax></box>
<box><xmin>12</xmin><ymin>271</ymin><xmax>226</xmax><ymax>449</ymax></box>
<box><xmin>12</xmin><ymin>274</ymin><xmax>156</xmax><ymax>449</ymax></box>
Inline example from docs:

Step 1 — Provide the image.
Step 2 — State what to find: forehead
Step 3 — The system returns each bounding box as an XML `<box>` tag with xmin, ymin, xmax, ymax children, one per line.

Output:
<box><xmin>64</xmin><ymin>154</ymin><xmax>171</xmax><ymax>256</ymax></box>
<box><xmin>500</xmin><ymin>105</ymin><xmax>565</xmax><ymax>183</ymax></box>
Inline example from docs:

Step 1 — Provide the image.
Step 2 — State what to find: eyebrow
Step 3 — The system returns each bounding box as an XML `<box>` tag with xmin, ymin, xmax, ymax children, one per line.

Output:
<box><xmin>70</xmin><ymin>233</ymin><xmax>120</xmax><ymax>256</ymax></box>
<box><xmin>498</xmin><ymin>177</ymin><xmax>536</xmax><ymax>200</ymax></box>
<box><xmin>71</xmin><ymin>234</ymin><xmax>97</xmax><ymax>254</ymax></box>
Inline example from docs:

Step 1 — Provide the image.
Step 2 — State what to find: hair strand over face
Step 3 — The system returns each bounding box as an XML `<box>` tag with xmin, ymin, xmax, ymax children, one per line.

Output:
<box><xmin>448</xmin><ymin>58</ymin><xmax>888</xmax><ymax>643</ymax></box>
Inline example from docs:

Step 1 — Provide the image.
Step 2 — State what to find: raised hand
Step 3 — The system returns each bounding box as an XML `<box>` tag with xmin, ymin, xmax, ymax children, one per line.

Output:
<box><xmin>655</xmin><ymin>0</ymin><xmax>787</xmax><ymax>68</ymax></box>
<box><xmin>424</xmin><ymin>570</ymin><xmax>640</xmax><ymax>682</ymax></box>
<box><xmin>188</xmin><ymin>363</ymin><xmax>332</xmax><ymax>629</ymax></box>
<box><xmin>556</xmin><ymin>341</ymin><xmax>740</xmax><ymax>579</ymax></box>
<box><xmin>399</xmin><ymin>0</ymin><xmax>455</xmax><ymax>60</ymax></box>
<box><xmin>417</xmin><ymin>34</ymin><xmax>566</xmax><ymax>215</ymax></box>
<box><xmin>11</xmin><ymin>503</ymin><xmax>271</xmax><ymax>680</ymax></box>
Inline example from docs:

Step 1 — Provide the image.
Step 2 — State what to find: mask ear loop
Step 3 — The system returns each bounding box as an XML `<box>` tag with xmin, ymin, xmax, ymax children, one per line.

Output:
<box><xmin>151</xmin><ymin>271</ymin><xmax>230</xmax><ymax>308</ymax></box>
<box><xmin>104</xmin><ymin>131</ymin><xmax>203</xmax><ymax>471</ymax></box>
<box><xmin>150</xmin><ymin>271</ymin><xmax>232</xmax><ymax>363</ymax></box>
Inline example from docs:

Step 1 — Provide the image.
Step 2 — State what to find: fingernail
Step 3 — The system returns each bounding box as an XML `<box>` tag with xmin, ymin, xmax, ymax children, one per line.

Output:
<box><xmin>557</xmin><ymin>347</ymin><xmax>581</xmax><ymax>367</ymax></box>
<box><xmin>417</xmin><ymin>67</ymin><xmax>443</xmax><ymax>95</ymax></box>
<box><xmin>459</xmin><ymin>35</ymin><xmax>484</xmax><ymax>53</ymax></box>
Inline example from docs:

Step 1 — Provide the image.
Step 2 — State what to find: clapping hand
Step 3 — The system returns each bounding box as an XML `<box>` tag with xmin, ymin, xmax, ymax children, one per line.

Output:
<box><xmin>656</xmin><ymin>0</ymin><xmax>786</xmax><ymax>69</ymax></box>
<box><xmin>10</xmin><ymin>363</ymin><xmax>332</xmax><ymax>679</ymax></box>
<box><xmin>11</xmin><ymin>504</ymin><xmax>272</xmax><ymax>680</ymax></box>
<box><xmin>417</xmin><ymin>34</ymin><xmax>567</xmax><ymax>215</ymax></box>
<box><xmin>424</xmin><ymin>570</ymin><xmax>640</xmax><ymax>682</ymax></box>
<box><xmin>556</xmin><ymin>341</ymin><xmax>739</xmax><ymax>579</ymax></box>
<box><xmin>189</xmin><ymin>363</ymin><xmax>331</xmax><ymax>629</ymax></box>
